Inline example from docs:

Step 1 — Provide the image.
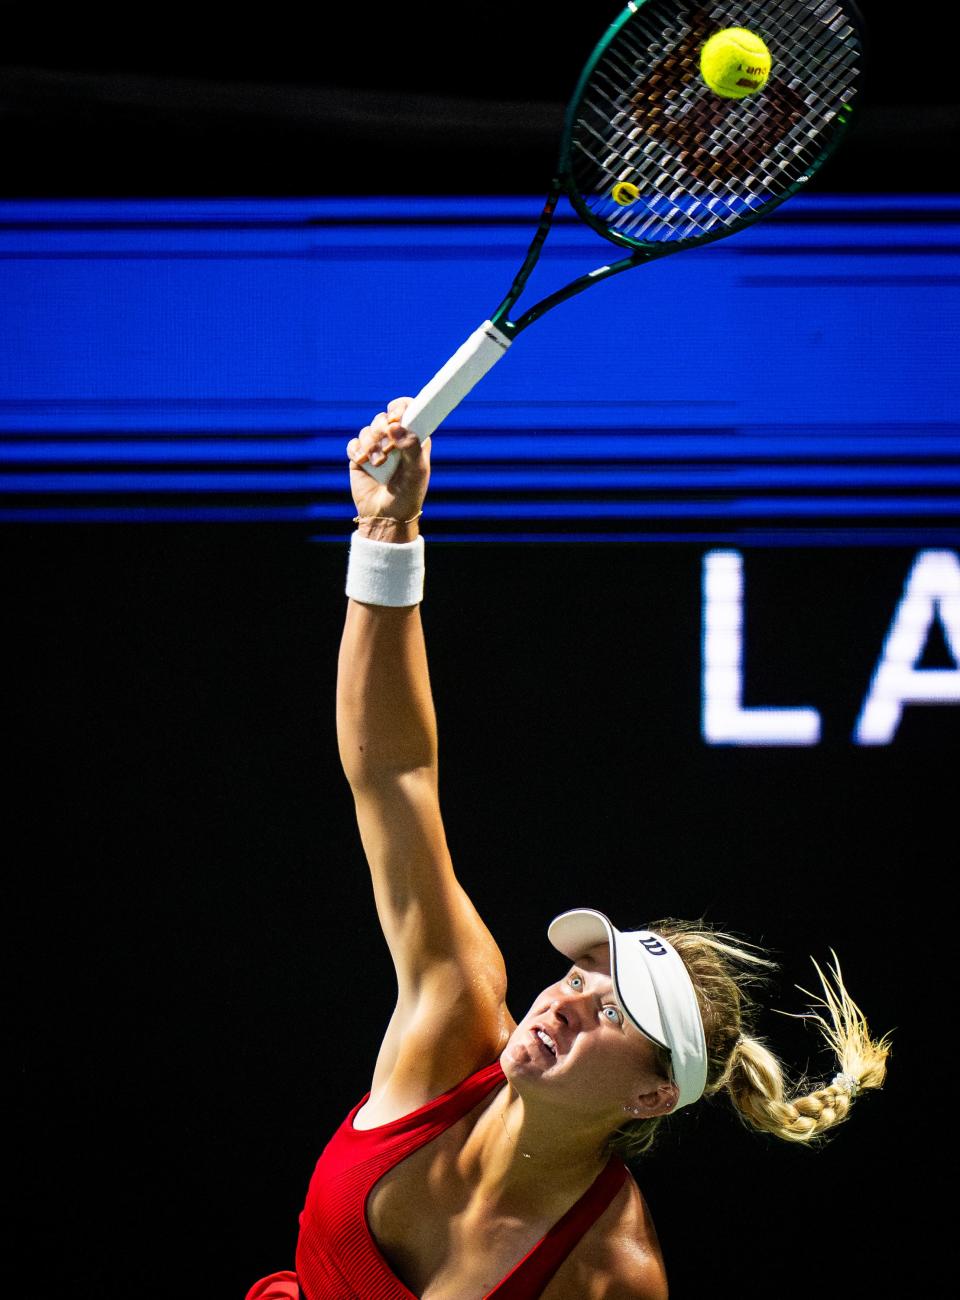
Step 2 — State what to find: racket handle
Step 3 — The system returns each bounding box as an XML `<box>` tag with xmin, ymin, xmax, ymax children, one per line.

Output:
<box><xmin>362</xmin><ymin>320</ymin><xmax>512</xmax><ymax>484</ymax></box>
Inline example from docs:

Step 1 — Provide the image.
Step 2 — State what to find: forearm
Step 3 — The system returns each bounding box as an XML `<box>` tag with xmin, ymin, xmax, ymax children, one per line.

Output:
<box><xmin>339</xmin><ymin>400</ymin><xmax>436</xmax><ymax>785</ymax></box>
<box><xmin>336</xmin><ymin>402</ymin><xmax>510</xmax><ymax>1022</ymax></box>
<box><xmin>337</xmin><ymin>597</ymin><xmax>438</xmax><ymax>787</ymax></box>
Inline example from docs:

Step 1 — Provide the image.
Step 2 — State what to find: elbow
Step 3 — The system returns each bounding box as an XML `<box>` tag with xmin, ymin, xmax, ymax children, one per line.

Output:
<box><xmin>339</xmin><ymin>740</ymin><xmax>438</xmax><ymax>792</ymax></box>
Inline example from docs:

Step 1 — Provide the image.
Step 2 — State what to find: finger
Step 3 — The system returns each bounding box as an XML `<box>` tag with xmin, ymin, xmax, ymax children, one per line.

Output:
<box><xmin>391</xmin><ymin>429</ymin><xmax>421</xmax><ymax>453</ymax></box>
<box><xmin>357</xmin><ymin>424</ymin><xmax>386</xmax><ymax>458</ymax></box>
<box><xmin>347</xmin><ymin>432</ymin><xmax>370</xmax><ymax>465</ymax></box>
<box><xmin>386</xmin><ymin>396</ymin><xmax>413</xmax><ymax>422</ymax></box>
<box><xmin>363</xmin><ymin>431</ymin><xmax>391</xmax><ymax>468</ymax></box>
<box><xmin>371</xmin><ymin>433</ymin><xmax>396</xmax><ymax>464</ymax></box>
<box><xmin>374</xmin><ymin>420</ymin><xmax>408</xmax><ymax>458</ymax></box>
<box><xmin>367</xmin><ymin>415</ymin><xmax>402</xmax><ymax>461</ymax></box>
<box><xmin>355</xmin><ymin>418</ymin><xmax>383</xmax><ymax>465</ymax></box>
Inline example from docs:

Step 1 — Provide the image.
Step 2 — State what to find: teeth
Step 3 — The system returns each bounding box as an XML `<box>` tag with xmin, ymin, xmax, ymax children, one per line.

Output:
<box><xmin>536</xmin><ymin>1029</ymin><xmax>557</xmax><ymax>1055</ymax></box>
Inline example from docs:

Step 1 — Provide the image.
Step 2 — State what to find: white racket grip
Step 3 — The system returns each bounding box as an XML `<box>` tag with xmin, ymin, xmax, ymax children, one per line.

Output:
<box><xmin>362</xmin><ymin>320</ymin><xmax>512</xmax><ymax>484</ymax></box>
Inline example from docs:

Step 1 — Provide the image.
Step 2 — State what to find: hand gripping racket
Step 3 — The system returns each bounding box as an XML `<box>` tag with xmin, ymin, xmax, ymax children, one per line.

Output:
<box><xmin>364</xmin><ymin>0</ymin><xmax>864</xmax><ymax>483</ymax></box>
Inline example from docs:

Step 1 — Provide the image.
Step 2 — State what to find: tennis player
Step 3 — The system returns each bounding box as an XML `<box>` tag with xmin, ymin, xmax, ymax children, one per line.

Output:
<box><xmin>247</xmin><ymin>398</ymin><xmax>890</xmax><ymax>1300</ymax></box>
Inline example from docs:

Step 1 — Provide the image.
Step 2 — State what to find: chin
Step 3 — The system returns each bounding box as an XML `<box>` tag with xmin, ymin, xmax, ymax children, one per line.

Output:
<box><xmin>501</xmin><ymin>1031</ymin><xmax>554</xmax><ymax>1083</ymax></box>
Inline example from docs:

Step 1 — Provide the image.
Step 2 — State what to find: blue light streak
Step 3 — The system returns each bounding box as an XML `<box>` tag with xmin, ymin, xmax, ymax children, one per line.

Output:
<box><xmin>0</xmin><ymin>194</ymin><xmax>957</xmax><ymax>539</ymax></box>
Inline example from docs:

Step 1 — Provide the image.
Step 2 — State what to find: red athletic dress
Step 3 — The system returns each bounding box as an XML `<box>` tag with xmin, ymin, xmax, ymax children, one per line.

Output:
<box><xmin>247</xmin><ymin>1060</ymin><xmax>629</xmax><ymax>1300</ymax></box>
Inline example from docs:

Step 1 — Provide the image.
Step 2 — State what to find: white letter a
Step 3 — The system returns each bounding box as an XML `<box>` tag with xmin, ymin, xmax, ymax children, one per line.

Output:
<box><xmin>855</xmin><ymin>550</ymin><xmax>960</xmax><ymax>745</ymax></box>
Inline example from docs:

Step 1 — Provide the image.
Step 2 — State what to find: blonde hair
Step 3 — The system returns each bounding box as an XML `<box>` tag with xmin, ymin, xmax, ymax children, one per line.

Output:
<box><xmin>606</xmin><ymin>918</ymin><xmax>892</xmax><ymax>1163</ymax></box>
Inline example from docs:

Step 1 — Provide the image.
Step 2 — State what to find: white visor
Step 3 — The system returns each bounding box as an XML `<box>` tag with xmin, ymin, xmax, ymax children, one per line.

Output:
<box><xmin>547</xmin><ymin>908</ymin><xmax>708</xmax><ymax>1111</ymax></box>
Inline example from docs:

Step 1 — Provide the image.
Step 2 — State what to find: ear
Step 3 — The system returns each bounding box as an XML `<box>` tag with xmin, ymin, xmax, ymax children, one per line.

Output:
<box><xmin>631</xmin><ymin>1080</ymin><xmax>680</xmax><ymax>1118</ymax></box>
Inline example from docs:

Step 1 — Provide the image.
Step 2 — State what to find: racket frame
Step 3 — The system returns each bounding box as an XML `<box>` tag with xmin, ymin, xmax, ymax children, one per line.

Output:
<box><xmin>558</xmin><ymin>0</ymin><xmax>862</xmax><ymax>261</ymax></box>
<box><xmin>361</xmin><ymin>0</ymin><xmax>863</xmax><ymax>482</ymax></box>
<box><xmin>491</xmin><ymin>0</ymin><xmax>863</xmax><ymax>337</ymax></box>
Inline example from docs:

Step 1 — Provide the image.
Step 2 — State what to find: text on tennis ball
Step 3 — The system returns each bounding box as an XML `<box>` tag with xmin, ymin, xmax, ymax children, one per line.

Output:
<box><xmin>699</xmin><ymin>28</ymin><xmax>772</xmax><ymax>99</ymax></box>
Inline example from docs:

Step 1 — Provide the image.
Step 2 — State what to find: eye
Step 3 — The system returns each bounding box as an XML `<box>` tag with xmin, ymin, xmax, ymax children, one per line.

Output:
<box><xmin>602</xmin><ymin>1005</ymin><xmax>624</xmax><ymax>1026</ymax></box>
<box><xmin>568</xmin><ymin>972</ymin><xmax>585</xmax><ymax>991</ymax></box>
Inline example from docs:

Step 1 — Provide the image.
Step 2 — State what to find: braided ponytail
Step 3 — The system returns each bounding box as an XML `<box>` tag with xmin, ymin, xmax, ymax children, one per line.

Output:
<box><xmin>725</xmin><ymin>952</ymin><xmax>890</xmax><ymax>1143</ymax></box>
<box><xmin>606</xmin><ymin>922</ymin><xmax>891</xmax><ymax>1162</ymax></box>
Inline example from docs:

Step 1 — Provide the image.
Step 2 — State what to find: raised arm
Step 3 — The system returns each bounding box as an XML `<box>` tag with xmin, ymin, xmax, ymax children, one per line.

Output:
<box><xmin>339</xmin><ymin>400</ymin><xmax>513</xmax><ymax>1110</ymax></box>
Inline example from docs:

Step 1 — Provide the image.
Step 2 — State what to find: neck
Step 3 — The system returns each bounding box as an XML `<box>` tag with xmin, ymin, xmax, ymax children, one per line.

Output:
<box><xmin>468</xmin><ymin>1082</ymin><xmax>613</xmax><ymax>1214</ymax></box>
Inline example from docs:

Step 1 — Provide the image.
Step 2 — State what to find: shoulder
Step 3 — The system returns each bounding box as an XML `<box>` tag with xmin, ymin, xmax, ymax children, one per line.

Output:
<box><xmin>543</xmin><ymin>1169</ymin><xmax>669</xmax><ymax>1300</ymax></box>
<box><xmin>365</xmin><ymin>974</ymin><xmax>516</xmax><ymax>1123</ymax></box>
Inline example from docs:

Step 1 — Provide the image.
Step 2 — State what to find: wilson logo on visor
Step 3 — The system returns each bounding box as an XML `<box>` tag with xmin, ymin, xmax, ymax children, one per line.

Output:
<box><xmin>639</xmin><ymin>936</ymin><xmax>669</xmax><ymax>957</ymax></box>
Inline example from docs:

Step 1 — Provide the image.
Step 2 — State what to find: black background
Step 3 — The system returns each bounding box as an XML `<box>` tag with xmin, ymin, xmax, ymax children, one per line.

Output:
<box><xmin>5</xmin><ymin>1</ymin><xmax>956</xmax><ymax>1296</ymax></box>
<box><xmin>10</xmin><ymin>532</ymin><xmax>951</xmax><ymax>1296</ymax></box>
<box><xmin>1</xmin><ymin>0</ymin><xmax>958</xmax><ymax>196</ymax></box>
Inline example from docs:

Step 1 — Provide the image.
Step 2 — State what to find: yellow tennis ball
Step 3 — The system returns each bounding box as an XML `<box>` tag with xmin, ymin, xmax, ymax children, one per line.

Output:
<box><xmin>700</xmin><ymin>28</ymin><xmax>771</xmax><ymax>99</ymax></box>
<box><xmin>611</xmin><ymin>182</ymin><xmax>640</xmax><ymax>206</ymax></box>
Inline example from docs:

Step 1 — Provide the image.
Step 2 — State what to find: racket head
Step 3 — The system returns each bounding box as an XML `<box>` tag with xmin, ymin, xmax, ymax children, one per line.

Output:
<box><xmin>558</xmin><ymin>0</ymin><xmax>864</xmax><ymax>255</ymax></box>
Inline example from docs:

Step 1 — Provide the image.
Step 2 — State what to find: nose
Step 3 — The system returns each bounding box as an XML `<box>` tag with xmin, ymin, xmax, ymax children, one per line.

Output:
<box><xmin>549</xmin><ymin>989</ymin><xmax>589</xmax><ymax>1027</ymax></box>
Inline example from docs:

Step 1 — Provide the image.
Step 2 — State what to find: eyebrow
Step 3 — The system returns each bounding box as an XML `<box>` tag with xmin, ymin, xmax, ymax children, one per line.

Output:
<box><xmin>575</xmin><ymin>954</ymin><xmax>597</xmax><ymax>968</ymax></box>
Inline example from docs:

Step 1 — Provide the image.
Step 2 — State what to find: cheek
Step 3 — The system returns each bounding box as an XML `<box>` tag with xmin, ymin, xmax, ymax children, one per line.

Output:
<box><xmin>589</xmin><ymin>1035</ymin><xmax>651</xmax><ymax>1086</ymax></box>
<box><xmin>569</xmin><ymin>1032</ymin><xmax>629</xmax><ymax>1078</ymax></box>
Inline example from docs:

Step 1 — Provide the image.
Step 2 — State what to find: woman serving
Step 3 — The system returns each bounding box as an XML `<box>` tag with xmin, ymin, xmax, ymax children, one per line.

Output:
<box><xmin>247</xmin><ymin>400</ymin><xmax>890</xmax><ymax>1300</ymax></box>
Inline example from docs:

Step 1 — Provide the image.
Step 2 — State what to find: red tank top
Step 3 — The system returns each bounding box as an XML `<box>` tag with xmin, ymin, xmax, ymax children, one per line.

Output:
<box><xmin>294</xmin><ymin>1060</ymin><xmax>629</xmax><ymax>1299</ymax></box>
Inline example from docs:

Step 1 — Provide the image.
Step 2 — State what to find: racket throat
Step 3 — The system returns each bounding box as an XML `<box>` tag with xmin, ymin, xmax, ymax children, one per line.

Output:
<box><xmin>490</xmin><ymin>179</ymin><xmax>564</xmax><ymax>335</ymax></box>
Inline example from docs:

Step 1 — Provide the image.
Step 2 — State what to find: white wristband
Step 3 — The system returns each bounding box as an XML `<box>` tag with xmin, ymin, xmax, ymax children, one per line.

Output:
<box><xmin>346</xmin><ymin>532</ymin><xmax>425</xmax><ymax>607</ymax></box>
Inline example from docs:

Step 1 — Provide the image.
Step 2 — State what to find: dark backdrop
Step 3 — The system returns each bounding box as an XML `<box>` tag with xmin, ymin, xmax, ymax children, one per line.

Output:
<box><xmin>9</xmin><ymin>528</ymin><xmax>949</xmax><ymax>1295</ymax></box>
<box><xmin>2</xmin><ymin>1</ymin><xmax>959</xmax><ymax>196</ymax></box>
<box><xmin>4</xmin><ymin>0</ymin><xmax>955</xmax><ymax>1293</ymax></box>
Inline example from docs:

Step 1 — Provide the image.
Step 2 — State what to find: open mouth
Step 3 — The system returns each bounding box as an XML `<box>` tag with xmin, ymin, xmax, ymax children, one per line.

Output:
<box><xmin>532</xmin><ymin>1027</ymin><xmax>558</xmax><ymax>1057</ymax></box>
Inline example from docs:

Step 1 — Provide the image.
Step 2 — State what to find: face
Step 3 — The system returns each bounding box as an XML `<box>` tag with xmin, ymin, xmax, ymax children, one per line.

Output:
<box><xmin>502</xmin><ymin>942</ymin><xmax>678</xmax><ymax>1121</ymax></box>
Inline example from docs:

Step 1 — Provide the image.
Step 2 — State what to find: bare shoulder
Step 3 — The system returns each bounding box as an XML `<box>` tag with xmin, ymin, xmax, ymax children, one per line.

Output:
<box><xmin>543</xmin><ymin>1170</ymin><xmax>669</xmax><ymax>1300</ymax></box>
<box><xmin>363</xmin><ymin>969</ymin><xmax>516</xmax><ymax>1123</ymax></box>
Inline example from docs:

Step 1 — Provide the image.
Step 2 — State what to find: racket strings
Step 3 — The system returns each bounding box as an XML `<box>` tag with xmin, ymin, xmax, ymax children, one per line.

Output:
<box><xmin>617</xmin><ymin>2</ymin><xmax>853</xmax><ymax>224</ymax></box>
<box><xmin>568</xmin><ymin>0</ymin><xmax>861</xmax><ymax>245</ymax></box>
<box><xmin>625</xmin><ymin>1</ymin><xmax>855</xmax><ymax>232</ymax></box>
<box><xmin>634</xmin><ymin>1</ymin><xmax>858</xmax><ymax>201</ymax></box>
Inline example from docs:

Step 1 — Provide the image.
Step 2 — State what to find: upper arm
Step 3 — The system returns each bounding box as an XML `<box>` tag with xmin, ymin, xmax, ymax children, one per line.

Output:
<box><xmin>551</xmin><ymin>1242</ymin><xmax>669</xmax><ymax>1300</ymax></box>
<box><xmin>546</xmin><ymin>1181</ymin><xmax>669</xmax><ymax>1300</ymax></box>
<box><xmin>350</xmin><ymin>770</ymin><xmax>514</xmax><ymax>1098</ymax></box>
<box><xmin>336</xmin><ymin>598</ymin><xmax>513</xmax><ymax>1103</ymax></box>
<box><xmin>601</xmin><ymin>1256</ymin><xmax>669</xmax><ymax>1300</ymax></box>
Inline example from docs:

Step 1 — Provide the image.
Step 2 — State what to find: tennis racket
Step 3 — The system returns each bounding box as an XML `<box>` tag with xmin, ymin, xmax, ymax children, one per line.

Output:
<box><xmin>363</xmin><ymin>0</ymin><xmax>864</xmax><ymax>483</ymax></box>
